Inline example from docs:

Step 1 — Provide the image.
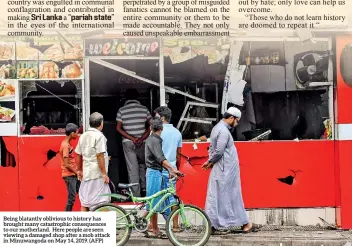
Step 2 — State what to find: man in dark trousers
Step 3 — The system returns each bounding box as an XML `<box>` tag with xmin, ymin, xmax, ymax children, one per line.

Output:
<box><xmin>116</xmin><ymin>89</ymin><xmax>151</xmax><ymax>197</ymax></box>
<box><xmin>60</xmin><ymin>123</ymin><xmax>80</xmax><ymax>211</ymax></box>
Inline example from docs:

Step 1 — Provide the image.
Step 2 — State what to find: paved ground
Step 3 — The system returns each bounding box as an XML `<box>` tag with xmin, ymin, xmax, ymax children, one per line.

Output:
<box><xmin>126</xmin><ymin>229</ymin><xmax>352</xmax><ymax>246</ymax></box>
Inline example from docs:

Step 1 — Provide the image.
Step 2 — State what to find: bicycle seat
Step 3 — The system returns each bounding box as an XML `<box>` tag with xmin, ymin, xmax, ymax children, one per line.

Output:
<box><xmin>118</xmin><ymin>183</ymin><xmax>139</xmax><ymax>189</ymax></box>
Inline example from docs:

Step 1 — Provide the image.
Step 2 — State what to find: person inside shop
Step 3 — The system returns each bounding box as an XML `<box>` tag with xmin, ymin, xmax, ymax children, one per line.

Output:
<box><xmin>60</xmin><ymin>123</ymin><xmax>80</xmax><ymax>211</ymax></box>
<box><xmin>202</xmin><ymin>107</ymin><xmax>257</xmax><ymax>234</ymax></box>
<box><xmin>75</xmin><ymin>112</ymin><xmax>111</xmax><ymax>212</ymax></box>
<box><xmin>116</xmin><ymin>89</ymin><xmax>151</xmax><ymax>197</ymax></box>
<box><xmin>144</xmin><ymin>117</ymin><xmax>183</xmax><ymax>239</ymax></box>
<box><xmin>149</xmin><ymin>106</ymin><xmax>182</xmax><ymax>232</ymax></box>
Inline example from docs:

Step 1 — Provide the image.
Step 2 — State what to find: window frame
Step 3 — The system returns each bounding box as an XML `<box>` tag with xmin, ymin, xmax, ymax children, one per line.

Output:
<box><xmin>18</xmin><ymin>78</ymin><xmax>85</xmax><ymax>137</ymax></box>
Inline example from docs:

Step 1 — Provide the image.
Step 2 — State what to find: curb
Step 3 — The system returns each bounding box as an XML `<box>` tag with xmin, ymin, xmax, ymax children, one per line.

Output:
<box><xmin>127</xmin><ymin>238</ymin><xmax>351</xmax><ymax>246</ymax></box>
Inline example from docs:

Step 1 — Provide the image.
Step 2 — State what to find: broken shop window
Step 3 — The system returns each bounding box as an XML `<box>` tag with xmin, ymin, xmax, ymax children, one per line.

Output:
<box><xmin>223</xmin><ymin>40</ymin><xmax>333</xmax><ymax>141</ymax></box>
<box><xmin>19</xmin><ymin>80</ymin><xmax>83</xmax><ymax>135</ymax></box>
<box><xmin>163</xmin><ymin>43</ymin><xmax>229</xmax><ymax>139</ymax></box>
<box><xmin>151</xmin><ymin>38</ymin><xmax>334</xmax><ymax>141</ymax></box>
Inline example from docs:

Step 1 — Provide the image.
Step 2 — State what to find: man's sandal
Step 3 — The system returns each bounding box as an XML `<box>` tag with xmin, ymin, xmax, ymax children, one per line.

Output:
<box><xmin>144</xmin><ymin>231</ymin><xmax>168</xmax><ymax>239</ymax></box>
<box><xmin>172</xmin><ymin>227</ymin><xmax>184</xmax><ymax>233</ymax></box>
<box><xmin>242</xmin><ymin>226</ymin><xmax>259</xmax><ymax>233</ymax></box>
<box><xmin>211</xmin><ymin>228</ymin><xmax>229</xmax><ymax>235</ymax></box>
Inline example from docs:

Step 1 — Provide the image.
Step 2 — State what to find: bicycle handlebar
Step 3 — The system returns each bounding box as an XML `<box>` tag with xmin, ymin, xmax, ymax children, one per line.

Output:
<box><xmin>170</xmin><ymin>173</ymin><xmax>184</xmax><ymax>182</ymax></box>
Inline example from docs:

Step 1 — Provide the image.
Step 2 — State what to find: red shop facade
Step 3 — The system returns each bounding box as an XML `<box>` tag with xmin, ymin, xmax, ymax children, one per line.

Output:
<box><xmin>0</xmin><ymin>32</ymin><xmax>352</xmax><ymax>229</ymax></box>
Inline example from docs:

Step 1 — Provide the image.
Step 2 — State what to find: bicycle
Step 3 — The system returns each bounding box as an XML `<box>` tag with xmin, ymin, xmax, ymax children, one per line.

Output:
<box><xmin>93</xmin><ymin>176</ymin><xmax>212</xmax><ymax>246</ymax></box>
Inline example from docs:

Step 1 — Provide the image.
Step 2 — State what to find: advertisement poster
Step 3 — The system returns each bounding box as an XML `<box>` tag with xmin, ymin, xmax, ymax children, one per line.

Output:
<box><xmin>0</xmin><ymin>80</ymin><xmax>17</xmax><ymax>136</ymax></box>
<box><xmin>14</xmin><ymin>36</ymin><xmax>84</xmax><ymax>80</ymax></box>
<box><xmin>0</xmin><ymin>42</ymin><xmax>16</xmax><ymax>80</ymax></box>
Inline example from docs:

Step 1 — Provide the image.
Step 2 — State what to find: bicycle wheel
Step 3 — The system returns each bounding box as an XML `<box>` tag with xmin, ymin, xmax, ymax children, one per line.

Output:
<box><xmin>93</xmin><ymin>203</ymin><xmax>132</xmax><ymax>246</ymax></box>
<box><xmin>166</xmin><ymin>204</ymin><xmax>211</xmax><ymax>246</ymax></box>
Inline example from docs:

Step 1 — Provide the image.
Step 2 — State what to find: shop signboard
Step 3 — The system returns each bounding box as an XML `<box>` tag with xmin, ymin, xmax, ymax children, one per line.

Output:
<box><xmin>163</xmin><ymin>37</ymin><xmax>229</xmax><ymax>65</ymax></box>
<box><xmin>163</xmin><ymin>38</ymin><xmax>224</xmax><ymax>48</ymax></box>
<box><xmin>84</xmin><ymin>38</ymin><xmax>160</xmax><ymax>57</ymax></box>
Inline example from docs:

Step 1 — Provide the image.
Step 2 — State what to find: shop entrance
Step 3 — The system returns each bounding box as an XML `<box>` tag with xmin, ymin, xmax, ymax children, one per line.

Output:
<box><xmin>84</xmin><ymin>55</ymin><xmax>208</xmax><ymax>186</ymax></box>
<box><xmin>85</xmin><ymin>56</ymin><xmax>160</xmax><ymax>185</ymax></box>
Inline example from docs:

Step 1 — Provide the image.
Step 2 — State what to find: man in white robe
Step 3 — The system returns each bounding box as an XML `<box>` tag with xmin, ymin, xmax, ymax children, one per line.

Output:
<box><xmin>202</xmin><ymin>107</ymin><xmax>254</xmax><ymax>234</ymax></box>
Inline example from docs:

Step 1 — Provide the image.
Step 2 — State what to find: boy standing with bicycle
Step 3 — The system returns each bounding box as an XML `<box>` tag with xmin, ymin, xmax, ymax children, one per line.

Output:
<box><xmin>144</xmin><ymin>117</ymin><xmax>183</xmax><ymax>239</ymax></box>
<box><xmin>154</xmin><ymin>106</ymin><xmax>182</xmax><ymax>232</ymax></box>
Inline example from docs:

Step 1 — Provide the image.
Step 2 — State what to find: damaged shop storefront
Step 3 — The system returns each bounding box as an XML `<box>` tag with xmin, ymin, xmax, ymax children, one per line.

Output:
<box><xmin>0</xmin><ymin>31</ymin><xmax>351</xmax><ymax>229</ymax></box>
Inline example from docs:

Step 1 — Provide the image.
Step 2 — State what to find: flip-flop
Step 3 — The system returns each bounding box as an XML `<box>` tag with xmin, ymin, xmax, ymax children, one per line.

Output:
<box><xmin>144</xmin><ymin>232</ymin><xmax>168</xmax><ymax>239</ymax></box>
<box><xmin>229</xmin><ymin>229</ymin><xmax>243</xmax><ymax>234</ymax></box>
<box><xmin>211</xmin><ymin>228</ymin><xmax>229</xmax><ymax>235</ymax></box>
<box><xmin>172</xmin><ymin>227</ymin><xmax>184</xmax><ymax>233</ymax></box>
<box><xmin>242</xmin><ymin>227</ymin><xmax>259</xmax><ymax>233</ymax></box>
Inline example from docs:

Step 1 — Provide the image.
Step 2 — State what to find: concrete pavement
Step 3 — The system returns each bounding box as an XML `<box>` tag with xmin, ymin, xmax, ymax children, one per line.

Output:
<box><xmin>127</xmin><ymin>230</ymin><xmax>352</xmax><ymax>245</ymax></box>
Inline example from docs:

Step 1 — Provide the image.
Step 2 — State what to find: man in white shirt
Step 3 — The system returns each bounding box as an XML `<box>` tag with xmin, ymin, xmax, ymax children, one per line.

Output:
<box><xmin>75</xmin><ymin>112</ymin><xmax>111</xmax><ymax>212</ymax></box>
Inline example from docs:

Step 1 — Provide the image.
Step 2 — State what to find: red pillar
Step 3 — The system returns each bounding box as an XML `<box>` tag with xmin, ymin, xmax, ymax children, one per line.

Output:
<box><xmin>335</xmin><ymin>35</ymin><xmax>352</xmax><ymax>229</ymax></box>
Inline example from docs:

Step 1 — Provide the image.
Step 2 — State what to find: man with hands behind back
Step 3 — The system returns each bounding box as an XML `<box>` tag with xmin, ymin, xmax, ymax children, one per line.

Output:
<box><xmin>116</xmin><ymin>89</ymin><xmax>152</xmax><ymax>197</ymax></box>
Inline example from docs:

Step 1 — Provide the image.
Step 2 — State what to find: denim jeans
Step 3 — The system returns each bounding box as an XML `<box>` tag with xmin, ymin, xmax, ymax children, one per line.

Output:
<box><xmin>63</xmin><ymin>176</ymin><xmax>80</xmax><ymax>211</ymax></box>
<box><xmin>146</xmin><ymin>168</ymin><xmax>169</xmax><ymax>220</ymax></box>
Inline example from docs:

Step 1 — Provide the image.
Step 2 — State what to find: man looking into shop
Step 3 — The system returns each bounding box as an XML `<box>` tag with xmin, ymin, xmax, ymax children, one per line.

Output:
<box><xmin>154</xmin><ymin>106</ymin><xmax>182</xmax><ymax>231</ymax></box>
<box><xmin>116</xmin><ymin>89</ymin><xmax>151</xmax><ymax>197</ymax></box>
<box><xmin>75</xmin><ymin>112</ymin><xmax>111</xmax><ymax>212</ymax></box>
<box><xmin>60</xmin><ymin>123</ymin><xmax>80</xmax><ymax>211</ymax></box>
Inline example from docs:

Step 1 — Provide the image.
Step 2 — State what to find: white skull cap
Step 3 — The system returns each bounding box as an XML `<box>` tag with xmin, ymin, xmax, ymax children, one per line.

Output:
<box><xmin>226</xmin><ymin>107</ymin><xmax>241</xmax><ymax>119</ymax></box>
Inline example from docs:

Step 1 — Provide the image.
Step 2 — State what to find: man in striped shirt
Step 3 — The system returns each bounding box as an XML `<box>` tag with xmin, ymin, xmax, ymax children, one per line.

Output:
<box><xmin>116</xmin><ymin>89</ymin><xmax>151</xmax><ymax>197</ymax></box>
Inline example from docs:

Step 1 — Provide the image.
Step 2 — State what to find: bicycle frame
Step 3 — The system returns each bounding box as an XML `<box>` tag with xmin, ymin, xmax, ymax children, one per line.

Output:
<box><xmin>130</xmin><ymin>180</ymin><xmax>179</xmax><ymax>218</ymax></box>
<box><xmin>99</xmin><ymin>179</ymin><xmax>190</xmax><ymax>227</ymax></box>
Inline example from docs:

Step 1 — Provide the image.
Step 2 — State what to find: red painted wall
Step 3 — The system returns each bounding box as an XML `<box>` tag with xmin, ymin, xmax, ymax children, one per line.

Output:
<box><xmin>336</xmin><ymin>36</ymin><xmax>352</xmax><ymax>124</ymax></box>
<box><xmin>0</xmin><ymin>137</ymin><xmax>19</xmax><ymax>210</ymax></box>
<box><xmin>1</xmin><ymin>136</ymin><xmax>335</xmax><ymax>212</ymax></box>
<box><xmin>1</xmin><ymin>136</ymin><xmax>80</xmax><ymax>211</ymax></box>
<box><xmin>335</xmin><ymin>36</ymin><xmax>352</xmax><ymax>229</ymax></box>
<box><xmin>178</xmin><ymin>141</ymin><xmax>335</xmax><ymax>209</ymax></box>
